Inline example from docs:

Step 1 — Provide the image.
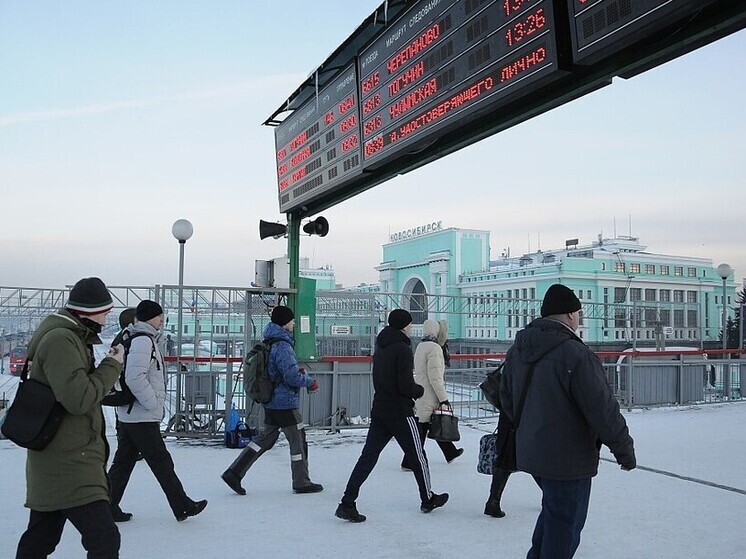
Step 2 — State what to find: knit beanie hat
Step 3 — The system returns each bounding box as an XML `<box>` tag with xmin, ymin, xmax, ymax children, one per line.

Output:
<box><xmin>388</xmin><ymin>309</ymin><xmax>413</xmax><ymax>330</ymax></box>
<box><xmin>271</xmin><ymin>305</ymin><xmax>295</xmax><ymax>326</ymax></box>
<box><xmin>136</xmin><ymin>300</ymin><xmax>164</xmax><ymax>322</ymax></box>
<box><xmin>118</xmin><ymin>308</ymin><xmax>137</xmax><ymax>329</ymax></box>
<box><xmin>66</xmin><ymin>277</ymin><xmax>114</xmax><ymax>316</ymax></box>
<box><xmin>540</xmin><ymin>284</ymin><xmax>582</xmax><ymax>317</ymax></box>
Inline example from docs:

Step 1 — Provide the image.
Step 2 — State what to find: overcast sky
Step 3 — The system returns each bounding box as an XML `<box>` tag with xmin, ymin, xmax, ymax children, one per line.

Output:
<box><xmin>1</xmin><ymin>1</ymin><xmax>744</xmax><ymax>289</ymax></box>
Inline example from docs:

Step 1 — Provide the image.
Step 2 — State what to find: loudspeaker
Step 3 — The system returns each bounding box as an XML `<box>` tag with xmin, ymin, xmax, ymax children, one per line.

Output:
<box><xmin>259</xmin><ymin>220</ymin><xmax>287</xmax><ymax>240</ymax></box>
<box><xmin>302</xmin><ymin>216</ymin><xmax>329</xmax><ymax>237</ymax></box>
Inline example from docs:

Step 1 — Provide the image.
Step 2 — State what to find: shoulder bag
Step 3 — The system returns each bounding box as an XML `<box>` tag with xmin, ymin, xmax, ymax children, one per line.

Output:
<box><xmin>1</xmin><ymin>360</ymin><xmax>66</xmax><ymax>450</ymax></box>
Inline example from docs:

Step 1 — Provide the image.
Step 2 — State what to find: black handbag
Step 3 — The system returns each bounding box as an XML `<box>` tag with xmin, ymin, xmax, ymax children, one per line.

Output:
<box><xmin>479</xmin><ymin>364</ymin><xmax>503</xmax><ymax>409</ymax></box>
<box><xmin>1</xmin><ymin>360</ymin><xmax>65</xmax><ymax>450</ymax></box>
<box><xmin>428</xmin><ymin>403</ymin><xmax>460</xmax><ymax>442</ymax></box>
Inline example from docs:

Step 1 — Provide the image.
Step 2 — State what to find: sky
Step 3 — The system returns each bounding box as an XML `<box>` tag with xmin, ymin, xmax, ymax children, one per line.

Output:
<box><xmin>1</xmin><ymin>364</ymin><xmax>745</xmax><ymax>558</ymax></box>
<box><xmin>1</xmin><ymin>1</ymin><xmax>745</xmax><ymax>289</ymax></box>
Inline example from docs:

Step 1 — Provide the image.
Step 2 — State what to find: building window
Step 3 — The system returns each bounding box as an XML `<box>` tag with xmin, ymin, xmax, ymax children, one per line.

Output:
<box><xmin>578</xmin><ymin>290</ymin><xmax>583</xmax><ymax>299</ymax></box>
<box><xmin>659</xmin><ymin>309</ymin><xmax>671</xmax><ymax>326</ymax></box>
<box><xmin>614</xmin><ymin>262</ymin><xmax>625</xmax><ymax>273</ymax></box>
<box><xmin>674</xmin><ymin>310</ymin><xmax>685</xmax><ymax>327</ymax></box>
<box><xmin>673</xmin><ymin>290</ymin><xmax>684</xmax><ymax>303</ymax></box>
<box><xmin>615</xmin><ymin>309</ymin><xmax>626</xmax><ymax>328</ymax></box>
<box><xmin>645</xmin><ymin>289</ymin><xmax>656</xmax><ymax>301</ymax></box>
<box><xmin>630</xmin><ymin>263</ymin><xmax>640</xmax><ymax>274</ymax></box>
<box><xmin>660</xmin><ymin>265</ymin><xmax>669</xmax><ymax>275</ymax></box>
<box><xmin>645</xmin><ymin>264</ymin><xmax>655</xmax><ymax>274</ymax></box>
<box><xmin>687</xmin><ymin>291</ymin><xmax>697</xmax><ymax>303</ymax></box>
<box><xmin>687</xmin><ymin>267</ymin><xmax>697</xmax><ymax>277</ymax></box>
<box><xmin>601</xmin><ymin>263</ymin><xmax>606</xmax><ymax>271</ymax></box>
<box><xmin>674</xmin><ymin>266</ymin><xmax>683</xmax><ymax>276</ymax></box>
<box><xmin>660</xmin><ymin>290</ymin><xmax>671</xmax><ymax>302</ymax></box>
<box><xmin>586</xmin><ymin>290</ymin><xmax>591</xmax><ymax>299</ymax></box>
<box><xmin>629</xmin><ymin>288</ymin><xmax>642</xmax><ymax>301</ymax></box>
<box><xmin>687</xmin><ymin>310</ymin><xmax>698</xmax><ymax>328</ymax></box>
<box><xmin>614</xmin><ymin>287</ymin><xmax>626</xmax><ymax>303</ymax></box>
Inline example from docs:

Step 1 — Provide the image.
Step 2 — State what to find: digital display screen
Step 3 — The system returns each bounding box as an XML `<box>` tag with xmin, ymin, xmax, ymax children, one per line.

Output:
<box><xmin>358</xmin><ymin>0</ymin><xmax>566</xmax><ymax>169</ymax></box>
<box><xmin>568</xmin><ymin>0</ymin><xmax>719</xmax><ymax>63</ymax></box>
<box><xmin>274</xmin><ymin>64</ymin><xmax>363</xmax><ymax>213</ymax></box>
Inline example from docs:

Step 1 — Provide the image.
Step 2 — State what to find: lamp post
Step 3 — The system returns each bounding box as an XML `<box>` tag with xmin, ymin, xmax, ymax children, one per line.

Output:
<box><xmin>172</xmin><ymin>219</ymin><xmax>193</xmax><ymax>429</ymax></box>
<box><xmin>717</xmin><ymin>263</ymin><xmax>732</xmax><ymax>350</ymax></box>
<box><xmin>717</xmin><ymin>263</ymin><xmax>732</xmax><ymax>398</ymax></box>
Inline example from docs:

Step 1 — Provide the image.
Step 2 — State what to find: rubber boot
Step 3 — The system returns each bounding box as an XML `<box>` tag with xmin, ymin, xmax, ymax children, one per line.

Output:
<box><xmin>484</xmin><ymin>467</ymin><xmax>511</xmax><ymax>518</ymax></box>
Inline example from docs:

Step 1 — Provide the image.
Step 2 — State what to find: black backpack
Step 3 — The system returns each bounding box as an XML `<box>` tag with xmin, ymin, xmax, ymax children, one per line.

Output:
<box><xmin>243</xmin><ymin>337</ymin><xmax>280</xmax><ymax>404</ymax></box>
<box><xmin>102</xmin><ymin>331</ymin><xmax>157</xmax><ymax>412</ymax></box>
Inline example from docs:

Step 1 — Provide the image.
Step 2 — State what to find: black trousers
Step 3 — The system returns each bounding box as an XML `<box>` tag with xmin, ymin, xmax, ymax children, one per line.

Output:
<box><xmin>108</xmin><ymin>421</ymin><xmax>192</xmax><ymax>518</ymax></box>
<box><xmin>342</xmin><ymin>415</ymin><xmax>433</xmax><ymax>505</ymax></box>
<box><xmin>401</xmin><ymin>420</ymin><xmax>461</xmax><ymax>469</ymax></box>
<box><xmin>16</xmin><ymin>500</ymin><xmax>120</xmax><ymax>559</ymax></box>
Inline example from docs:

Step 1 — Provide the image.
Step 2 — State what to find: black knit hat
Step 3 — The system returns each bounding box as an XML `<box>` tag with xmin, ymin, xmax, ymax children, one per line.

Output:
<box><xmin>388</xmin><ymin>309</ymin><xmax>413</xmax><ymax>330</ymax></box>
<box><xmin>136</xmin><ymin>300</ymin><xmax>164</xmax><ymax>322</ymax></box>
<box><xmin>271</xmin><ymin>305</ymin><xmax>295</xmax><ymax>326</ymax></box>
<box><xmin>66</xmin><ymin>277</ymin><xmax>113</xmax><ymax>316</ymax></box>
<box><xmin>540</xmin><ymin>284</ymin><xmax>582</xmax><ymax>317</ymax></box>
<box><xmin>118</xmin><ymin>308</ymin><xmax>137</xmax><ymax>329</ymax></box>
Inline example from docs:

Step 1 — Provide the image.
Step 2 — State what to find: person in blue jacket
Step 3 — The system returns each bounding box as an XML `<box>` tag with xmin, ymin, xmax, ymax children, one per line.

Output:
<box><xmin>220</xmin><ymin>305</ymin><xmax>322</xmax><ymax>496</ymax></box>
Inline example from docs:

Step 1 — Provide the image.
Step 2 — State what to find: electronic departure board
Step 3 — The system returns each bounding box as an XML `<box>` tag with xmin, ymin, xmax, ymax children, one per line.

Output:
<box><xmin>267</xmin><ymin>0</ymin><xmax>745</xmax><ymax>215</ymax></box>
<box><xmin>358</xmin><ymin>0</ymin><xmax>567</xmax><ymax>169</ymax></box>
<box><xmin>569</xmin><ymin>0</ymin><xmax>720</xmax><ymax>64</ymax></box>
<box><xmin>274</xmin><ymin>64</ymin><xmax>363</xmax><ymax>213</ymax></box>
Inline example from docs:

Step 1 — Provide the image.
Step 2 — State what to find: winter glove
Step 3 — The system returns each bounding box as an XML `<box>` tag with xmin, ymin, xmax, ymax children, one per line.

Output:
<box><xmin>308</xmin><ymin>379</ymin><xmax>320</xmax><ymax>393</ymax></box>
<box><xmin>107</xmin><ymin>344</ymin><xmax>125</xmax><ymax>365</ymax></box>
<box><xmin>620</xmin><ymin>457</ymin><xmax>636</xmax><ymax>471</ymax></box>
<box><xmin>439</xmin><ymin>400</ymin><xmax>450</xmax><ymax>407</ymax></box>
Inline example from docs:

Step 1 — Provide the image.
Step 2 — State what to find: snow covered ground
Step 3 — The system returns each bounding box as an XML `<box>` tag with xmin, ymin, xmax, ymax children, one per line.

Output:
<box><xmin>1</xmin><ymin>399</ymin><xmax>745</xmax><ymax>558</ymax></box>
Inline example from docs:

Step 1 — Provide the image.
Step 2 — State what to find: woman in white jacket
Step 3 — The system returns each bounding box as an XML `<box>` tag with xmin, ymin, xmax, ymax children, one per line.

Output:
<box><xmin>401</xmin><ymin>319</ymin><xmax>463</xmax><ymax>469</ymax></box>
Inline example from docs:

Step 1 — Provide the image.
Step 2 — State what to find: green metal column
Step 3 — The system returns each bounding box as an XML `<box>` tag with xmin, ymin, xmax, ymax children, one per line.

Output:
<box><xmin>286</xmin><ymin>213</ymin><xmax>317</xmax><ymax>360</ymax></box>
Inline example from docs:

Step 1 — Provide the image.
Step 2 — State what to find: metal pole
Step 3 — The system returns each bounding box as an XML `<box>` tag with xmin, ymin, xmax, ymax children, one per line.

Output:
<box><xmin>175</xmin><ymin>240</ymin><xmax>186</xmax><ymax>429</ymax></box>
<box><xmin>722</xmin><ymin>276</ymin><xmax>730</xmax><ymax>398</ymax></box>
<box><xmin>722</xmin><ymin>276</ymin><xmax>728</xmax><ymax>351</ymax></box>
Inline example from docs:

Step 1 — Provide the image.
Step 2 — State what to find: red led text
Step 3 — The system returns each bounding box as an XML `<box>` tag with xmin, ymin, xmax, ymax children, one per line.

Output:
<box><xmin>341</xmin><ymin>134</ymin><xmax>359</xmax><ymax>152</ymax></box>
<box><xmin>339</xmin><ymin>95</ymin><xmax>355</xmax><ymax>113</ymax></box>
<box><xmin>339</xmin><ymin>115</ymin><xmax>357</xmax><ymax>134</ymax></box>
<box><xmin>389</xmin><ymin>78</ymin><xmax>437</xmax><ymax>119</ymax></box>
<box><xmin>505</xmin><ymin>9</ymin><xmax>546</xmax><ymax>46</ymax></box>
<box><xmin>388</xmin><ymin>61</ymin><xmax>425</xmax><ymax>97</ymax></box>
<box><xmin>500</xmin><ymin>46</ymin><xmax>547</xmax><ymax>82</ymax></box>
<box><xmin>361</xmin><ymin>72</ymin><xmax>380</xmax><ymax>94</ymax></box>
<box><xmin>386</xmin><ymin>24</ymin><xmax>440</xmax><ymax>74</ymax></box>
<box><xmin>363</xmin><ymin>93</ymin><xmax>382</xmax><ymax>116</ymax></box>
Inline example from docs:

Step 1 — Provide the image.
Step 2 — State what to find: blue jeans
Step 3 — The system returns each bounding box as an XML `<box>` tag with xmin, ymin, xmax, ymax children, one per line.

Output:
<box><xmin>526</xmin><ymin>476</ymin><xmax>592</xmax><ymax>559</ymax></box>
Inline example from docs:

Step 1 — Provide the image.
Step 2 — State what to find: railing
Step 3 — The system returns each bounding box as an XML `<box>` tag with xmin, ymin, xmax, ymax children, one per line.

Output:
<box><xmin>152</xmin><ymin>349</ymin><xmax>745</xmax><ymax>439</ymax></box>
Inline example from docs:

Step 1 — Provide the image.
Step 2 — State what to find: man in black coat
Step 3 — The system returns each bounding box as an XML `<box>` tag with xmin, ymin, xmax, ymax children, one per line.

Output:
<box><xmin>500</xmin><ymin>284</ymin><xmax>636</xmax><ymax>559</ymax></box>
<box><xmin>335</xmin><ymin>309</ymin><xmax>449</xmax><ymax>522</ymax></box>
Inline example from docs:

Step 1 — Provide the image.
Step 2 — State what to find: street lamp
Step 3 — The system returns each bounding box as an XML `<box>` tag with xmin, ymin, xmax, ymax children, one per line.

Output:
<box><xmin>717</xmin><ymin>263</ymin><xmax>732</xmax><ymax>350</ymax></box>
<box><xmin>717</xmin><ymin>262</ymin><xmax>732</xmax><ymax>398</ymax></box>
<box><xmin>172</xmin><ymin>219</ymin><xmax>193</xmax><ymax>429</ymax></box>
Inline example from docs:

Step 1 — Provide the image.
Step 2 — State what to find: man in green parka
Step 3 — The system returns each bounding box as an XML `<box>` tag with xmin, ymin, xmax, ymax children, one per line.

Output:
<box><xmin>15</xmin><ymin>277</ymin><xmax>125</xmax><ymax>559</ymax></box>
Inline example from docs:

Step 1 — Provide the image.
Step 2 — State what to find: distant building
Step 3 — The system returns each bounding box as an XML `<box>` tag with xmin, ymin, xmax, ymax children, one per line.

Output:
<box><xmin>373</xmin><ymin>225</ymin><xmax>737</xmax><ymax>351</ymax></box>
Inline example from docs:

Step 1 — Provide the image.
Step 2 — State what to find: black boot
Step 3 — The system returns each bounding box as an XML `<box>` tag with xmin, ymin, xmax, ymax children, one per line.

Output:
<box><xmin>221</xmin><ymin>469</ymin><xmax>246</xmax><ymax>496</ymax></box>
<box><xmin>484</xmin><ymin>467</ymin><xmax>511</xmax><ymax>518</ymax></box>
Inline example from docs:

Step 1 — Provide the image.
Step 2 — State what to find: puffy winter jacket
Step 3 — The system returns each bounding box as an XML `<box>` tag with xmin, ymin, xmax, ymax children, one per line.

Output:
<box><xmin>263</xmin><ymin>322</ymin><xmax>314</xmax><ymax>410</ymax></box>
<box><xmin>25</xmin><ymin>309</ymin><xmax>121</xmax><ymax>511</ymax></box>
<box><xmin>117</xmin><ymin>322</ymin><xmax>167</xmax><ymax>423</ymax></box>
<box><xmin>499</xmin><ymin>318</ymin><xmax>635</xmax><ymax>480</ymax></box>
<box><xmin>370</xmin><ymin>326</ymin><xmax>424</xmax><ymax>420</ymax></box>
<box><xmin>414</xmin><ymin>319</ymin><xmax>449</xmax><ymax>422</ymax></box>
